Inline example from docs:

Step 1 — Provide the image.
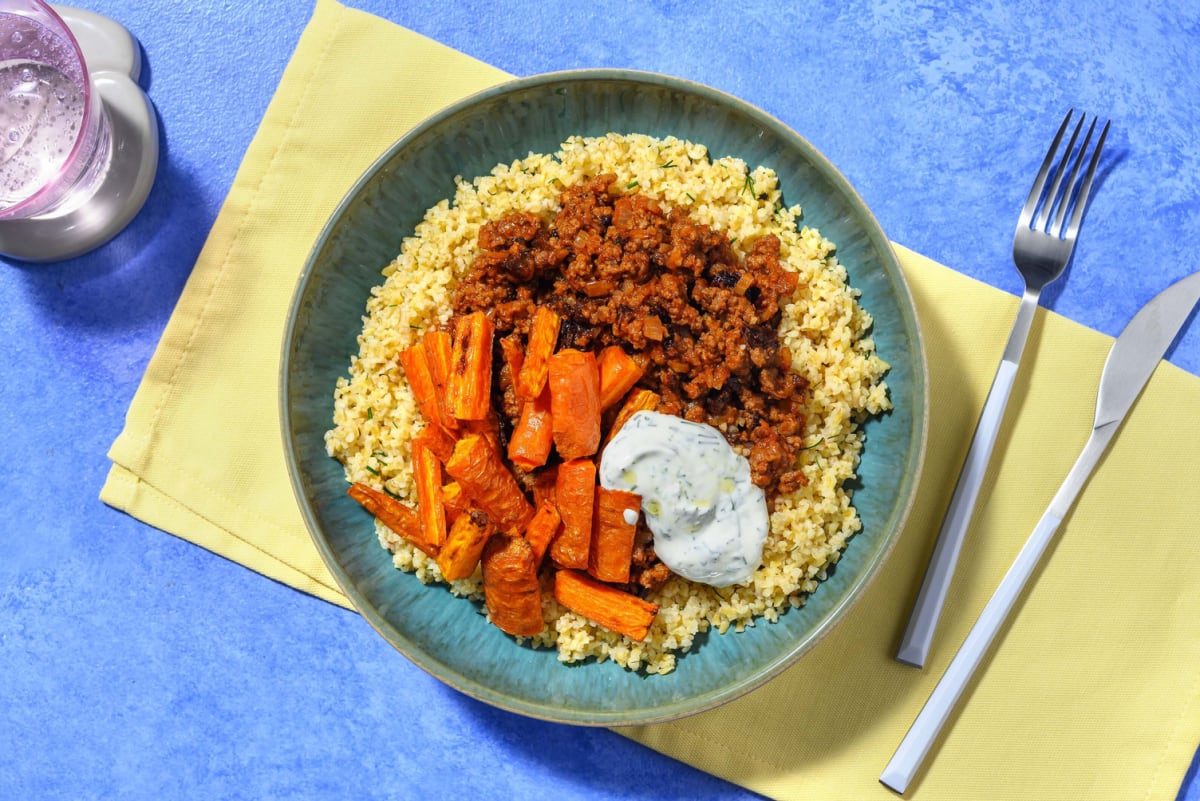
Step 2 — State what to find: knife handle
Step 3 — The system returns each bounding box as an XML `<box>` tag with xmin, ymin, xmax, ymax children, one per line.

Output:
<box><xmin>881</xmin><ymin>509</ymin><xmax>1064</xmax><ymax>794</ymax></box>
<box><xmin>896</xmin><ymin>358</ymin><xmax>1020</xmax><ymax>668</ymax></box>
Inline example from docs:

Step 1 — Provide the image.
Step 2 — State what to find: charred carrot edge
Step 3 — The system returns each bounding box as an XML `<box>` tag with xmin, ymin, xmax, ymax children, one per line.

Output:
<box><xmin>412</xmin><ymin>439</ymin><xmax>447</xmax><ymax>547</ymax></box>
<box><xmin>436</xmin><ymin>511</ymin><xmax>495</xmax><ymax>581</ymax></box>
<box><xmin>444</xmin><ymin>433</ymin><xmax>535</xmax><ymax>534</ymax></box>
<box><xmin>421</xmin><ymin>330</ymin><xmax>458</xmax><ymax>433</ymax></box>
<box><xmin>482</xmin><ymin>535</ymin><xmax>545</xmax><ymax>637</ymax></box>
<box><xmin>553</xmin><ymin>569</ymin><xmax>659</xmax><ymax>642</ymax></box>
<box><xmin>448</xmin><ymin>311</ymin><xmax>495</xmax><ymax>421</ymax></box>
<box><xmin>398</xmin><ymin>344</ymin><xmax>446</xmax><ymax>431</ymax></box>
<box><xmin>523</xmin><ymin>500</ymin><xmax>562</xmax><ymax>566</ymax></box>
<box><xmin>441</xmin><ymin>481</ymin><xmax>468</xmax><ymax>525</ymax></box>
<box><xmin>603</xmin><ymin>388</ymin><xmax>660</xmax><ymax>447</ymax></box>
<box><xmin>589</xmin><ymin>486</ymin><xmax>641</xmax><ymax>584</ymax></box>
<box><xmin>515</xmin><ymin>306</ymin><xmax>561</xmax><ymax>401</ymax></box>
<box><xmin>346</xmin><ymin>483</ymin><xmax>437</xmax><ymax>558</ymax></box>
<box><xmin>507</xmin><ymin>385</ymin><xmax>554</xmax><ymax>471</ymax></box>
<box><xmin>596</xmin><ymin>345</ymin><xmax>646</xmax><ymax>411</ymax></box>
<box><xmin>548</xmin><ymin>348</ymin><xmax>601</xmax><ymax>461</ymax></box>
<box><xmin>549</xmin><ymin>458</ymin><xmax>596</xmax><ymax>570</ymax></box>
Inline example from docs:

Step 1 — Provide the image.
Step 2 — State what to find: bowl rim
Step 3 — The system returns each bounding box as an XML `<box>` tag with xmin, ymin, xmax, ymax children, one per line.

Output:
<box><xmin>280</xmin><ymin>67</ymin><xmax>929</xmax><ymax>726</ymax></box>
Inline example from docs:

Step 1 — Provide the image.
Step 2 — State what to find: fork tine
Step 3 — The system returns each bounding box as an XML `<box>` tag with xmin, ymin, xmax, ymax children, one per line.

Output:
<box><xmin>1035</xmin><ymin>113</ymin><xmax>1085</xmax><ymax>231</ymax></box>
<box><xmin>1062</xmin><ymin>118</ymin><xmax>1111</xmax><ymax>241</ymax></box>
<box><xmin>1049</xmin><ymin>116</ymin><xmax>1098</xmax><ymax>236</ymax></box>
<box><xmin>1018</xmin><ymin>110</ymin><xmax>1075</xmax><ymax>229</ymax></box>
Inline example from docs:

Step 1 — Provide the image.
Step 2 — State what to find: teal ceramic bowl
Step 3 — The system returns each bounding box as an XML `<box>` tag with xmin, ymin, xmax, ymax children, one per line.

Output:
<box><xmin>281</xmin><ymin>70</ymin><xmax>927</xmax><ymax>726</ymax></box>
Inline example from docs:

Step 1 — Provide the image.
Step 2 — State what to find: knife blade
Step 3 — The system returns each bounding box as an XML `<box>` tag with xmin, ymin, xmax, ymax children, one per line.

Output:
<box><xmin>880</xmin><ymin>269</ymin><xmax>1200</xmax><ymax>795</ymax></box>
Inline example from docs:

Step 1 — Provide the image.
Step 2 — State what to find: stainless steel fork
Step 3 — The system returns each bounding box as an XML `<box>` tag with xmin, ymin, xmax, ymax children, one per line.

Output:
<box><xmin>896</xmin><ymin>110</ymin><xmax>1111</xmax><ymax>669</ymax></box>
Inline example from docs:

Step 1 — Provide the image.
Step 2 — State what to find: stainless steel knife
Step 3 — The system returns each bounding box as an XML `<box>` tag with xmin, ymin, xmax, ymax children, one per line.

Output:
<box><xmin>880</xmin><ymin>269</ymin><xmax>1200</xmax><ymax>795</ymax></box>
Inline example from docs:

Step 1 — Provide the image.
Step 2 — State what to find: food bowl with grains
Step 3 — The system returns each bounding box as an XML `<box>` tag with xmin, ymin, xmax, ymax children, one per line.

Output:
<box><xmin>282</xmin><ymin>70</ymin><xmax>927</xmax><ymax>725</ymax></box>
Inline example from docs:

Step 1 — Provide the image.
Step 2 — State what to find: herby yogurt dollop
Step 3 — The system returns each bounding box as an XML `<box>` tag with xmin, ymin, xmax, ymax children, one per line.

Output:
<box><xmin>598</xmin><ymin>410</ymin><xmax>769</xmax><ymax>587</ymax></box>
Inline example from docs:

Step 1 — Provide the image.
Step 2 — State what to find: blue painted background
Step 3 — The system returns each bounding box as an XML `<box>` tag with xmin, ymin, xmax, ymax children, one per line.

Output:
<box><xmin>2</xmin><ymin>1</ymin><xmax>1197</xmax><ymax>799</ymax></box>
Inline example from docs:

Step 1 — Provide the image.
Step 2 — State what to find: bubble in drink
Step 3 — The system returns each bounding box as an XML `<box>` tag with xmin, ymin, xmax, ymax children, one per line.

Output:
<box><xmin>0</xmin><ymin>59</ymin><xmax>83</xmax><ymax>206</ymax></box>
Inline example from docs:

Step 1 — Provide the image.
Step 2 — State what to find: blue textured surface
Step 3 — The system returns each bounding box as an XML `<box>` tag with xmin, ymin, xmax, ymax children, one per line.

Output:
<box><xmin>1</xmin><ymin>1</ymin><xmax>1197</xmax><ymax>800</ymax></box>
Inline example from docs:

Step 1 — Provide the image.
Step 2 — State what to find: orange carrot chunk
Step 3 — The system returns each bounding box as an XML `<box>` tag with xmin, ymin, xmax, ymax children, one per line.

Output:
<box><xmin>515</xmin><ymin>306</ymin><xmax>561</xmax><ymax>401</ymax></box>
<box><xmin>413</xmin><ymin>421</ymin><xmax>456</xmax><ymax>463</ymax></box>
<box><xmin>553</xmin><ymin>569</ymin><xmax>659</xmax><ymax>642</ymax></box>
<box><xmin>412</xmin><ymin>438</ymin><xmax>447</xmax><ymax>547</ymax></box>
<box><xmin>499</xmin><ymin>332</ymin><xmax>525</xmax><ymax>383</ymax></box>
<box><xmin>441</xmin><ymin>481</ymin><xmax>468</xmax><ymax>525</ymax></box>
<box><xmin>507</xmin><ymin>384</ymin><xmax>554</xmax><ymax>471</ymax></box>
<box><xmin>346</xmin><ymin>483</ymin><xmax>437</xmax><ymax>558</ymax></box>
<box><xmin>549</xmin><ymin>458</ymin><xmax>596</xmax><ymax>570</ymax></box>
<box><xmin>589</xmin><ymin>486</ymin><xmax>641</xmax><ymax>584</ymax></box>
<box><xmin>603</xmin><ymin>388</ymin><xmax>659</xmax><ymax>447</ymax></box>
<box><xmin>532</xmin><ymin>465</ymin><xmax>558</xmax><ymax>509</ymax></box>
<box><xmin>448</xmin><ymin>311</ymin><xmax>495</xmax><ymax>421</ymax></box>
<box><xmin>548</xmin><ymin>348</ymin><xmax>601</xmax><ymax>461</ymax></box>
<box><xmin>523</xmin><ymin>500</ymin><xmax>562</xmax><ymax>566</ymax></box>
<box><xmin>482</xmin><ymin>535</ymin><xmax>545</xmax><ymax>636</ymax></box>
<box><xmin>422</xmin><ymin>329</ymin><xmax>458</xmax><ymax>433</ymax></box>
<box><xmin>398</xmin><ymin>343</ymin><xmax>446</xmax><ymax>431</ymax></box>
<box><xmin>596</xmin><ymin>345</ymin><xmax>646</xmax><ymax>411</ymax></box>
<box><xmin>436</xmin><ymin>510</ymin><xmax>495</xmax><ymax>581</ymax></box>
<box><xmin>444</xmin><ymin>434</ymin><xmax>535</xmax><ymax>533</ymax></box>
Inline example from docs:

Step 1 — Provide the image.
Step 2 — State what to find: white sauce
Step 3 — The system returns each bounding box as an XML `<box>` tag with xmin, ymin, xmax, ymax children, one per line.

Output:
<box><xmin>598</xmin><ymin>410</ymin><xmax>768</xmax><ymax>587</ymax></box>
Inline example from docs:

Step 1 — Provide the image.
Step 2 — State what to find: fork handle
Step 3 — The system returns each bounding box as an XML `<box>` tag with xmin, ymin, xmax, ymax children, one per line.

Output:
<box><xmin>881</xmin><ymin>508</ymin><xmax>1065</xmax><ymax>794</ymax></box>
<box><xmin>896</xmin><ymin>289</ymin><xmax>1041</xmax><ymax>668</ymax></box>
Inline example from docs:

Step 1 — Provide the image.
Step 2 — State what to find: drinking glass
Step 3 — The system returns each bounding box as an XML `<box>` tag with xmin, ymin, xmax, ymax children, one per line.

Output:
<box><xmin>0</xmin><ymin>0</ymin><xmax>111</xmax><ymax>220</ymax></box>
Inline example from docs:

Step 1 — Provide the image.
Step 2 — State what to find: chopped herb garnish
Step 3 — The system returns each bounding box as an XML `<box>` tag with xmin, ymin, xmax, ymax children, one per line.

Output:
<box><xmin>742</xmin><ymin>174</ymin><xmax>756</xmax><ymax>196</ymax></box>
<box><xmin>685</xmin><ymin>192</ymin><xmax>696</xmax><ymax>203</ymax></box>
<box><xmin>366</xmin><ymin>407</ymin><xmax>374</xmax><ymax>420</ymax></box>
<box><xmin>383</xmin><ymin>486</ymin><xmax>403</xmax><ymax>500</ymax></box>
<box><xmin>800</xmin><ymin>437</ymin><xmax>825</xmax><ymax>451</ymax></box>
<box><xmin>365</xmin><ymin>464</ymin><xmax>380</xmax><ymax>476</ymax></box>
<box><xmin>626</xmin><ymin>180</ymin><xmax>640</xmax><ymax>190</ymax></box>
<box><xmin>659</xmin><ymin>159</ymin><xmax>676</xmax><ymax>169</ymax></box>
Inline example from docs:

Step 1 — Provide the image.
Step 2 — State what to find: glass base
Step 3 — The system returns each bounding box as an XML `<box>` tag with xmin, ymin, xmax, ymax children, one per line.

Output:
<box><xmin>0</xmin><ymin>5</ymin><xmax>159</xmax><ymax>262</ymax></box>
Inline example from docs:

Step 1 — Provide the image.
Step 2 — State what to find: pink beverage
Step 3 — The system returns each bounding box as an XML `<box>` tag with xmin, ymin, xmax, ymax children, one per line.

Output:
<box><xmin>0</xmin><ymin>0</ymin><xmax>110</xmax><ymax>219</ymax></box>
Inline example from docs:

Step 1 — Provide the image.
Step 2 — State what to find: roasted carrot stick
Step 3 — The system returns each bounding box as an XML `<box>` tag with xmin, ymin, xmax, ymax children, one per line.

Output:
<box><xmin>548</xmin><ymin>348</ymin><xmax>600</xmax><ymax>461</ymax></box>
<box><xmin>507</xmin><ymin>384</ymin><xmax>554</xmax><ymax>471</ymax></box>
<box><xmin>589</xmin><ymin>487</ymin><xmax>641</xmax><ymax>584</ymax></box>
<box><xmin>523</xmin><ymin>500</ymin><xmax>562</xmax><ymax>565</ymax></box>
<box><xmin>499</xmin><ymin>332</ymin><xmax>525</xmax><ymax>382</ymax></box>
<box><xmin>398</xmin><ymin>343</ymin><xmax>447</xmax><ymax>432</ymax></box>
<box><xmin>549</xmin><ymin>458</ymin><xmax>595</xmax><ymax>570</ymax></box>
<box><xmin>412</xmin><ymin>437</ymin><xmax>447</xmax><ymax>547</ymax></box>
<box><xmin>532</xmin><ymin>464</ymin><xmax>558</xmax><ymax>509</ymax></box>
<box><xmin>422</xmin><ymin>329</ymin><xmax>458</xmax><ymax>433</ymax></box>
<box><xmin>346</xmin><ymin>482</ymin><xmax>437</xmax><ymax>558</ymax></box>
<box><xmin>444</xmin><ymin>433</ymin><xmax>534</xmax><ymax>533</ymax></box>
<box><xmin>553</xmin><ymin>569</ymin><xmax>659</xmax><ymax>642</ymax></box>
<box><xmin>481</xmin><ymin>535</ymin><xmax>544</xmax><ymax>636</ymax></box>
<box><xmin>463</xmin><ymin>407</ymin><xmax>503</xmax><ymax>457</ymax></box>
<box><xmin>413</xmin><ymin>421</ymin><xmax>455</xmax><ymax>463</ymax></box>
<box><xmin>436</xmin><ymin>510</ymin><xmax>495</xmax><ymax>581</ymax></box>
<box><xmin>448</xmin><ymin>311</ymin><xmax>495</xmax><ymax>421</ymax></box>
<box><xmin>596</xmin><ymin>345</ymin><xmax>646</xmax><ymax>411</ymax></box>
<box><xmin>441</xmin><ymin>481</ymin><xmax>468</xmax><ymax>524</ymax></box>
<box><xmin>603</xmin><ymin>388</ymin><xmax>659</xmax><ymax>447</ymax></box>
<box><xmin>515</xmin><ymin>306</ymin><xmax>561</xmax><ymax>401</ymax></box>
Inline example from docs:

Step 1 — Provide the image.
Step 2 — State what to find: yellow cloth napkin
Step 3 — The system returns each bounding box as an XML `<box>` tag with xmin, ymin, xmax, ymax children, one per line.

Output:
<box><xmin>101</xmin><ymin>1</ymin><xmax>1199</xmax><ymax>799</ymax></box>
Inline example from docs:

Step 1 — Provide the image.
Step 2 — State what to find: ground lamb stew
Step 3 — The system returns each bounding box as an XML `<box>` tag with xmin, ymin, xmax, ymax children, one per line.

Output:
<box><xmin>325</xmin><ymin>133</ymin><xmax>890</xmax><ymax>674</ymax></box>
